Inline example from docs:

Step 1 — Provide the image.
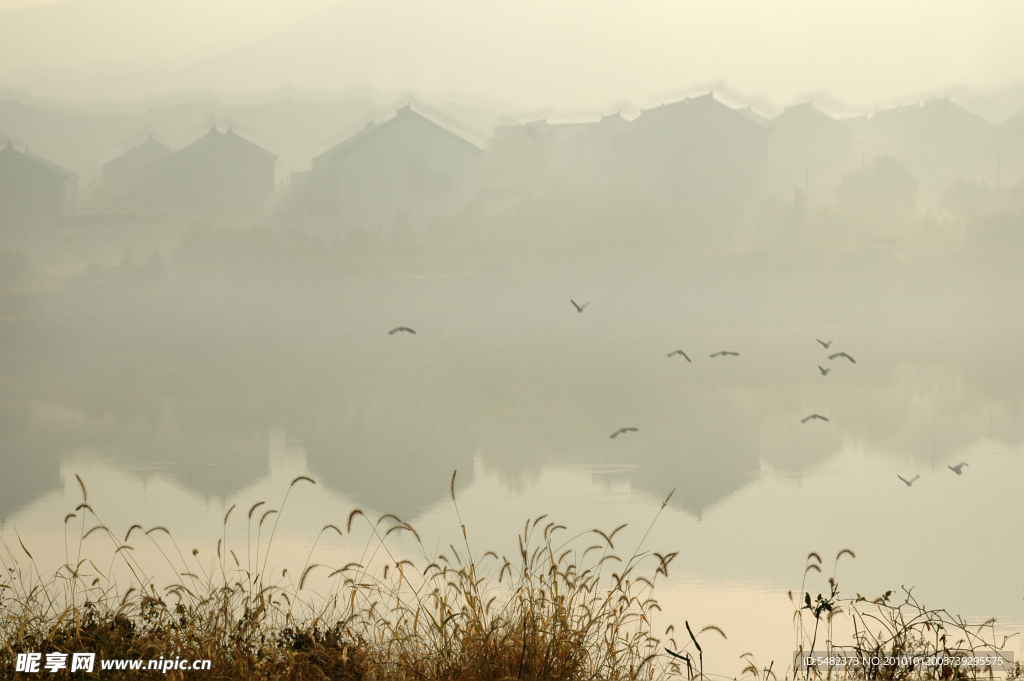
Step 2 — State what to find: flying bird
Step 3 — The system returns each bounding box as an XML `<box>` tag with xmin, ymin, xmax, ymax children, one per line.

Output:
<box><xmin>818</xmin><ymin>365</ymin><xmax>830</xmax><ymax>376</ymax></box>
<box><xmin>817</xmin><ymin>339</ymin><xmax>833</xmax><ymax>349</ymax></box>
<box><xmin>571</xmin><ymin>299</ymin><xmax>590</xmax><ymax>313</ymax></box>
<box><xmin>667</xmin><ymin>350</ymin><xmax>691</xmax><ymax>361</ymax></box>
<box><xmin>948</xmin><ymin>462</ymin><xmax>968</xmax><ymax>475</ymax></box>
<box><xmin>610</xmin><ymin>427</ymin><xmax>639</xmax><ymax>439</ymax></box>
<box><xmin>388</xmin><ymin>327</ymin><xmax>416</xmax><ymax>335</ymax></box>
<box><xmin>709</xmin><ymin>351</ymin><xmax>740</xmax><ymax>358</ymax></box>
<box><xmin>897</xmin><ymin>474</ymin><xmax>920</xmax><ymax>487</ymax></box>
<box><xmin>828</xmin><ymin>352</ymin><xmax>856</xmax><ymax>363</ymax></box>
<box><xmin>800</xmin><ymin>414</ymin><xmax>829</xmax><ymax>423</ymax></box>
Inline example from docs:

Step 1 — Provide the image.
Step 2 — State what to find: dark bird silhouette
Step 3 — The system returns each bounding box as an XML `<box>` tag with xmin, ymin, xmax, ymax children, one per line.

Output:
<box><xmin>709</xmin><ymin>351</ymin><xmax>740</xmax><ymax>358</ymax></box>
<box><xmin>570</xmin><ymin>299</ymin><xmax>590</xmax><ymax>313</ymax></box>
<box><xmin>948</xmin><ymin>462</ymin><xmax>968</xmax><ymax>475</ymax></box>
<box><xmin>897</xmin><ymin>474</ymin><xmax>920</xmax><ymax>487</ymax></box>
<box><xmin>388</xmin><ymin>327</ymin><xmax>416</xmax><ymax>335</ymax></box>
<box><xmin>828</xmin><ymin>352</ymin><xmax>856</xmax><ymax>363</ymax></box>
<box><xmin>818</xmin><ymin>365</ymin><xmax>830</xmax><ymax>376</ymax></box>
<box><xmin>667</xmin><ymin>350</ymin><xmax>691</xmax><ymax>361</ymax></box>
<box><xmin>817</xmin><ymin>339</ymin><xmax>833</xmax><ymax>349</ymax></box>
<box><xmin>610</xmin><ymin>427</ymin><xmax>639</xmax><ymax>439</ymax></box>
<box><xmin>800</xmin><ymin>414</ymin><xmax>829</xmax><ymax>423</ymax></box>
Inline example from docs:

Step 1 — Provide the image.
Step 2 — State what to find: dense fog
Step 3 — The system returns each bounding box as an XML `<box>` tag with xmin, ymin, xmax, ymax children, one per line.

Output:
<box><xmin>2</xmin><ymin>0</ymin><xmax>1023</xmax><ymax>667</ymax></box>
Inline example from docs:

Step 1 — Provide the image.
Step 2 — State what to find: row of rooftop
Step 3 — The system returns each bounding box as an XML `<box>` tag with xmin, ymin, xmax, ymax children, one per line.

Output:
<box><xmin>3</xmin><ymin>93</ymin><xmax>1023</xmax><ymax>230</ymax></box>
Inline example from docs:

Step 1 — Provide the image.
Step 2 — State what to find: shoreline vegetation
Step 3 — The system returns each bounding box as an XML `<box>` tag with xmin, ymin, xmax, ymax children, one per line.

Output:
<box><xmin>1</xmin><ymin>474</ymin><xmax>1018</xmax><ymax>680</ymax></box>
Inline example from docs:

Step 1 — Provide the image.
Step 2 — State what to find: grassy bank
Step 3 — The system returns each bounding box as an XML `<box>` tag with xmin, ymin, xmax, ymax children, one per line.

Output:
<box><xmin>1</xmin><ymin>474</ymin><xmax>1017</xmax><ymax>680</ymax></box>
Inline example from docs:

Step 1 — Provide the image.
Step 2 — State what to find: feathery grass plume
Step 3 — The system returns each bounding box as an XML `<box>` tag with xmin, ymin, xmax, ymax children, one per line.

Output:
<box><xmin>82</xmin><ymin>525</ymin><xmax>108</xmax><ymax>540</ymax></box>
<box><xmin>3</xmin><ymin>482</ymin><xmax>1012</xmax><ymax>681</ymax></box>
<box><xmin>346</xmin><ymin>509</ymin><xmax>365</xmax><ymax>533</ymax></box>
<box><xmin>123</xmin><ymin>524</ymin><xmax>142</xmax><ymax>542</ymax></box>
<box><xmin>248</xmin><ymin>501</ymin><xmax>266</xmax><ymax>520</ymax></box>
<box><xmin>662</xmin><ymin>488</ymin><xmax>675</xmax><ymax>508</ymax></box>
<box><xmin>75</xmin><ymin>474</ymin><xmax>87</xmax><ymax>502</ymax></box>
<box><xmin>376</xmin><ymin>513</ymin><xmax>403</xmax><ymax>527</ymax></box>
<box><xmin>593</xmin><ymin>528</ymin><xmax>616</xmax><ymax>548</ymax></box>
<box><xmin>260</xmin><ymin>477</ymin><xmax>315</xmax><ymax>585</ymax></box>
<box><xmin>246</xmin><ymin>500</ymin><xmax>267</xmax><ymax>576</ymax></box>
<box><xmin>700</xmin><ymin>624</ymin><xmax>726</xmax><ymax>639</ymax></box>
<box><xmin>296</xmin><ymin>524</ymin><xmax>346</xmax><ymax>603</ymax></box>
<box><xmin>299</xmin><ymin>564</ymin><xmax>320</xmax><ymax>591</ymax></box>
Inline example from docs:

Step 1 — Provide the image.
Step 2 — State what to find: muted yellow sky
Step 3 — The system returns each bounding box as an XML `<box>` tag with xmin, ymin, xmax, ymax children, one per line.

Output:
<box><xmin>1</xmin><ymin>0</ymin><xmax>1022</xmax><ymax>113</ymax></box>
<box><xmin>0</xmin><ymin>0</ymin><xmax>55</xmax><ymax>8</ymax></box>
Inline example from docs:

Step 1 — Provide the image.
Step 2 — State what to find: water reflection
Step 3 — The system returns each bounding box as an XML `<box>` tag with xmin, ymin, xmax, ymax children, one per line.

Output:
<box><xmin>1</xmin><ymin>264</ymin><xmax>1022</xmax><ymax>669</ymax></box>
<box><xmin>2</xmin><ymin>270</ymin><xmax>1020</xmax><ymax>524</ymax></box>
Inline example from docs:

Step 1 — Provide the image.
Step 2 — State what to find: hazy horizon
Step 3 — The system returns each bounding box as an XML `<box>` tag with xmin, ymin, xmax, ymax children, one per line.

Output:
<box><xmin>3</xmin><ymin>0</ymin><xmax>1024</xmax><ymax>122</ymax></box>
<box><xmin>3</xmin><ymin>2</ymin><xmax>1024</xmax><ymax>673</ymax></box>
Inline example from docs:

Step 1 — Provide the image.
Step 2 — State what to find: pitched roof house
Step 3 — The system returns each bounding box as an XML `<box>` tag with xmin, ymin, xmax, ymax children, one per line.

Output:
<box><xmin>0</xmin><ymin>141</ymin><xmax>78</xmax><ymax>229</ymax></box>
<box><xmin>106</xmin><ymin>128</ymin><xmax>277</xmax><ymax>221</ymax></box>
<box><xmin>623</xmin><ymin>93</ymin><xmax>770</xmax><ymax>220</ymax></box>
<box><xmin>766</xmin><ymin>102</ymin><xmax>853</xmax><ymax>205</ymax></box>
<box><xmin>303</xmin><ymin>104</ymin><xmax>481</xmax><ymax>232</ymax></box>
<box><xmin>100</xmin><ymin>136</ymin><xmax>174</xmax><ymax>206</ymax></box>
<box><xmin>160</xmin><ymin>127</ymin><xmax>277</xmax><ymax>220</ymax></box>
<box><xmin>848</xmin><ymin>99</ymin><xmax>999</xmax><ymax>203</ymax></box>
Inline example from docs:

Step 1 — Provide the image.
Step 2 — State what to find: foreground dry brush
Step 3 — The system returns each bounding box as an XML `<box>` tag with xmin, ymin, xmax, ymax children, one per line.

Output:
<box><xmin>2</xmin><ymin>474</ymin><xmax>1016</xmax><ymax>680</ymax></box>
<box><xmin>1</xmin><ymin>474</ymin><xmax>708</xmax><ymax>680</ymax></box>
<box><xmin>790</xmin><ymin>551</ymin><xmax>1019</xmax><ymax>681</ymax></box>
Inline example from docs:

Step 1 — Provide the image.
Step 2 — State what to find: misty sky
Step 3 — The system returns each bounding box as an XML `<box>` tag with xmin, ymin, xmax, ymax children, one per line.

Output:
<box><xmin>1</xmin><ymin>0</ymin><xmax>1023</xmax><ymax>114</ymax></box>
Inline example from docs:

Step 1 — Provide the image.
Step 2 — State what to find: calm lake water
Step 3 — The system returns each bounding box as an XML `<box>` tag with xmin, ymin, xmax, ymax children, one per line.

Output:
<box><xmin>2</xmin><ymin>253</ymin><xmax>1022</xmax><ymax>672</ymax></box>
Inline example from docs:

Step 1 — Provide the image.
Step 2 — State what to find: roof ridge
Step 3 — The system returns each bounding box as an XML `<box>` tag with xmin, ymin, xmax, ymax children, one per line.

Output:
<box><xmin>313</xmin><ymin>106</ymin><xmax>479</xmax><ymax>166</ymax></box>
<box><xmin>0</xmin><ymin>145</ymin><xmax>78</xmax><ymax>177</ymax></box>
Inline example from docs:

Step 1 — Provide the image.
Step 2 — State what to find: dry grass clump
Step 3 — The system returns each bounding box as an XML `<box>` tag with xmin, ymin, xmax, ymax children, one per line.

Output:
<box><xmin>790</xmin><ymin>551</ymin><xmax>1017</xmax><ymax>681</ymax></box>
<box><xmin>2</xmin><ymin>474</ymin><xmax>710</xmax><ymax>681</ymax></box>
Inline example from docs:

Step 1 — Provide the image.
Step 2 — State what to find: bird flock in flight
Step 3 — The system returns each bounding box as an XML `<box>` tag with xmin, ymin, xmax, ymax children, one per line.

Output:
<box><xmin>387</xmin><ymin>298</ymin><xmax>969</xmax><ymax>488</ymax></box>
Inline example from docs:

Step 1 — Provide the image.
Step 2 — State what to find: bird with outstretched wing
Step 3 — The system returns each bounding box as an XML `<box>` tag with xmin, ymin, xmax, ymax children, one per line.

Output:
<box><xmin>828</xmin><ymin>352</ymin><xmax>856</xmax><ymax>363</ymax></box>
